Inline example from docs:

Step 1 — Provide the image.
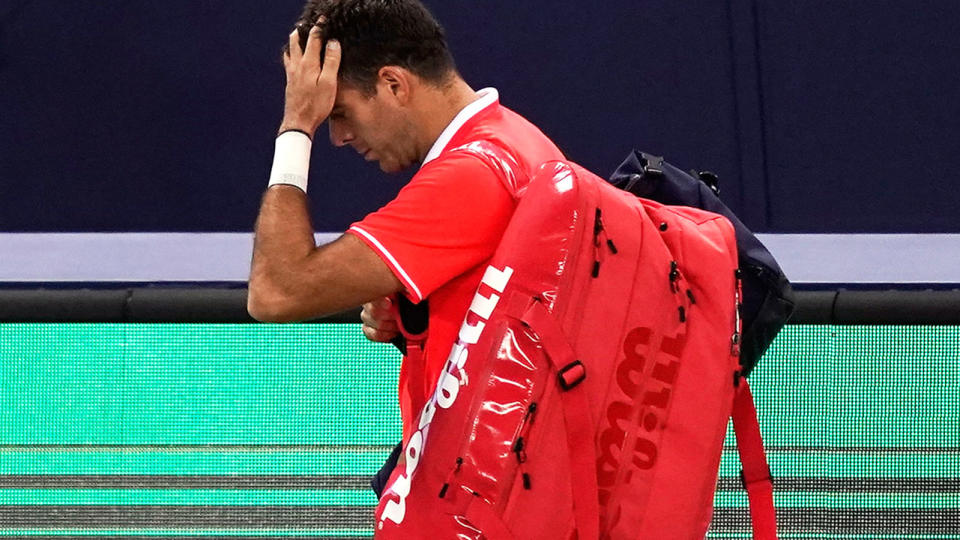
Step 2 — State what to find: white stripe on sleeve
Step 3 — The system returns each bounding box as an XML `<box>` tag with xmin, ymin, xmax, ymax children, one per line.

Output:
<box><xmin>348</xmin><ymin>226</ymin><xmax>424</xmax><ymax>302</ymax></box>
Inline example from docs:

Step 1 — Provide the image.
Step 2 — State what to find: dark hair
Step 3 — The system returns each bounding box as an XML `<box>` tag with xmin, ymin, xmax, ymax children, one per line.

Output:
<box><xmin>291</xmin><ymin>0</ymin><xmax>457</xmax><ymax>95</ymax></box>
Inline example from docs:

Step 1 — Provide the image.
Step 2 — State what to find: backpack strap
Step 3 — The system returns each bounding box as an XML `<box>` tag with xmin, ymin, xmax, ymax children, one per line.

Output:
<box><xmin>732</xmin><ymin>380</ymin><xmax>778</xmax><ymax>539</ymax></box>
<box><xmin>453</xmin><ymin>294</ymin><xmax>600</xmax><ymax>540</ymax></box>
<box><xmin>450</xmin><ymin>140</ymin><xmax>528</xmax><ymax>198</ymax></box>
<box><xmin>520</xmin><ymin>297</ymin><xmax>601</xmax><ymax>540</ymax></box>
<box><xmin>392</xmin><ymin>294</ymin><xmax>430</xmax><ymax>422</ymax></box>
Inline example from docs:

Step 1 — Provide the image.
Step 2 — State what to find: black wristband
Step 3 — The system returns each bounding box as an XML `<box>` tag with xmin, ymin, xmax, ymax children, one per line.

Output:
<box><xmin>278</xmin><ymin>128</ymin><xmax>312</xmax><ymax>140</ymax></box>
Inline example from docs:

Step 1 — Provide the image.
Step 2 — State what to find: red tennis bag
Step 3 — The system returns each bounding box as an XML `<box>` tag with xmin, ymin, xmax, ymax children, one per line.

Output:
<box><xmin>374</xmin><ymin>157</ymin><xmax>767</xmax><ymax>539</ymax></box>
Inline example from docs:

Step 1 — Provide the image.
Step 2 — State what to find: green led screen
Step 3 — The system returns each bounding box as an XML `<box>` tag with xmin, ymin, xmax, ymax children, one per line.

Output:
<box><xmin>0</xmin><ymin>324</ymin><xmax>957</xmax><ymax>538</ymax></box>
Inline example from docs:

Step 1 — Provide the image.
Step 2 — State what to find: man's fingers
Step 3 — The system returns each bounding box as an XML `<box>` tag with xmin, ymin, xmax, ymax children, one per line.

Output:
<box><xmin>302</xmin><ymin>24</ymin><xmax>324</xmax><ymax>67</ymax></box>
<box><xmin>373</xmin><ymin>319</ymin><xmax>399</xmax><ymax>334</ymax></box>
<box><xmin>360</xmin><ymin>305</ymin><xmax>377</xmax><ymax>326</ymax></box>
<box><xmin>320</xmin><ymin>40</ymin><xmax>342</xmax><ymax>81</ymax></box>
<box><xmin>362</xmin><ymin>297</ymin><xmax>395</xmax><ymax>317</ymax></box>
<box><xmin>287</xmin><ymin>28</ymin><xmax>302</xmax><ymax>63</ymax></box>
<box><xmin>361</xmin><ymin>307</ymin><xmax>399</xmax><ymax>331</ymax></box>
<box><xmin>361</xmin><ymin>295</ymin><xmax>399</xmax><ymax>342</ymax></box>
<box><xmin>363</xmin><ymin>325</ymin><xmax>399</xmax><ymax>343</ymax></box>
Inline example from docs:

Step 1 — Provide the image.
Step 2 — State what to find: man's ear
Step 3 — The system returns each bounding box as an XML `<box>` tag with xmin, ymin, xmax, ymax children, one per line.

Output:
<box><xmin>377</xmin><ymin>66</ymin><xmax>412</xmax><ymax>104</ymax></box>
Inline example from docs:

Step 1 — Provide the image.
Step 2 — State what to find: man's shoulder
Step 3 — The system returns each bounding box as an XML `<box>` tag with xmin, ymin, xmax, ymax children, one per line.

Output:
<box><xmin>414</xmin><ymin>144</ymin><xmax>502</xmax><ymax>182</ymax></box>
<box><xmin>465</xmin><ymin>104</ymin><xmax>564</xmax><ymax>168</ymax></box>
<box><xmin>410</xmin><ymin>100</ymin><xmax>563</xmax><ymax>195</ymax></box>
<box><xmin>464</xmin><ymin>104</ymin><xmax>555</xmax><ymax>145</ymax></box>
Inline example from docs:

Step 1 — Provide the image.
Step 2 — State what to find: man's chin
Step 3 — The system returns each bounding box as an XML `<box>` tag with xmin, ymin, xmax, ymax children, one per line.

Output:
<box><xmin>379</xmin><ymin>160</ymin><xmax>411</xmax><ymax>174</ymax></box>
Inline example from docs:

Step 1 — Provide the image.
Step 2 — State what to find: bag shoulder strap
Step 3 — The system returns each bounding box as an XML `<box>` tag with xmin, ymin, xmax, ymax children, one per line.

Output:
<box><xmin>449</xmin><ymin>140</ymin><xmax>529</xmax><ymax>198</ymax></box>
<box><xmin>520</xmin><ymin>297</ymin><xmax>601</xmax><ymax>540</ymax></box>
<box><xmin>454</xmin><ymin>295</ymin><xmax>599</xmax><ymax>540</ymax></box>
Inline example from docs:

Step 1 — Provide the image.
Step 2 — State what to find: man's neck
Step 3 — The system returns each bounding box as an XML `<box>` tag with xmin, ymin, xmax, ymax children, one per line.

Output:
<box><xmin>412</xmin><ymin>78</ymin><xmax>479</xmax><ymax>162</ymax></box>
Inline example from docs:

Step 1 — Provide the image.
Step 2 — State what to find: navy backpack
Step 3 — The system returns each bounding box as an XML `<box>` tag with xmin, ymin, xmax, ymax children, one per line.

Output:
<box><xmin>609</xmin><ymin>150</ymin><xmax>795</xmax><ymax>376</ymax></box>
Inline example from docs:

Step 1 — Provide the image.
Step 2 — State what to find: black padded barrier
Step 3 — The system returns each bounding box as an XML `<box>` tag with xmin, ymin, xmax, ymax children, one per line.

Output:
<box><xmin>0</xmin><ymin>289</ymin><xmax>130</xmax><ymax>322</ymax></box>
<box><xmin>126</xmin><ymin>288</ymin><xmax>257</xmax><ymax>323</ymax></box>
<box><xmin>787</xmin><ymin>290</ymin><xmax>836</xmax><ymax>324</ymax></box>
<box><xmin>833</xmin><ymin>289</ymin><xmax>960</xmax><ymax>325</ymax></box>
<box><xmin>0</xmin><ymin>287</ymin><xmax>359</xmax><ymax>324</ymax></box>
<box><xmin>0</xmin><ymin>287</ymin><xmax>958</xmax><ymax>325</ymax></box>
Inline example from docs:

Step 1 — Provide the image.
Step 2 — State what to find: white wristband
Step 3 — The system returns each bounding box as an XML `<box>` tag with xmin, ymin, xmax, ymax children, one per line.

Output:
<box><xmin>268</xmin><ymin>131</ymin><xmax>312</xmax><ymax>193</ymax></box>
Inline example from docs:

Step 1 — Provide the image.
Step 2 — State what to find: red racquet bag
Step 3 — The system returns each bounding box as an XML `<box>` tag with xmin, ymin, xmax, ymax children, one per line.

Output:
<box><xmin>374</xmin><ymin>157</ymin><xmax>771</xmax><ymax>539</ymax></box>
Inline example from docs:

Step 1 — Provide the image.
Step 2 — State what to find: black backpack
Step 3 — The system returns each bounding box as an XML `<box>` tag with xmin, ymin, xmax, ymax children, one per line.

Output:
<box><xmin>609</xmin><ymin>150</ymin><xmax>795</xmax><ymax>377</ymax></box>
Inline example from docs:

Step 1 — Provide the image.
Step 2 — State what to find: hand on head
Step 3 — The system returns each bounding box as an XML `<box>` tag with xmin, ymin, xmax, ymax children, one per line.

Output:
<box><xmin>279</xmin><ymin>17</ymin><xmax>342</xmax><ymax>138</ymax></box>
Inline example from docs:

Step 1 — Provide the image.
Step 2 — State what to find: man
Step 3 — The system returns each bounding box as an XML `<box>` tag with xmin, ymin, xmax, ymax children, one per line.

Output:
<box><xmin>248</xmin><ymin>0</ymin><xmax>564</xmax><ymax>446</ymax></box>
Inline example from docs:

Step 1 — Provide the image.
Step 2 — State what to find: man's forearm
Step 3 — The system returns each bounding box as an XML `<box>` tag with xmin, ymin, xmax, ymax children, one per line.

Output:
<box><xmin>248</xmin><ymin>185</ymin><xmax>318</xmax><ymax>321</ymax></box>
<box><xmin>249</xmin><ymin>17</ymin><xmax>335</xmax><ymax>321</ymax></box>
<box><xmin>248</xmin><ymin>189</ymin><xmax>404</xmax><ymax>322</ymax></box>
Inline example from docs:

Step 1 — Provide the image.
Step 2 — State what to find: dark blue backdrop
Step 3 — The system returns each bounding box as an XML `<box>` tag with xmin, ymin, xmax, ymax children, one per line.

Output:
<box><xmin>1</xmin><ymin>1</ymin><xmax>957</xmax><ymax>232</ymax></box>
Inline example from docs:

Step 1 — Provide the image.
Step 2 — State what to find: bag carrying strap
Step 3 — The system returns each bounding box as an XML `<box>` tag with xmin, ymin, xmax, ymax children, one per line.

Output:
<box><xmin>732</xmin><ymin>380</ymin><xmax>778</xmax><ymax>539</ymax></box>
<box><xmin>520</xmin><ymin>298</ymin><xmax>601</xmax><ymax>540</ymax></box>
<box><xmin>391</xmin><ymin>295</ymin><xmax>430</xmax><ymax>423</ymax></box>
<box><xmin>452</xmin><ymin>140</ymin><xmax>528</xmax><ymax>199</ymax></box>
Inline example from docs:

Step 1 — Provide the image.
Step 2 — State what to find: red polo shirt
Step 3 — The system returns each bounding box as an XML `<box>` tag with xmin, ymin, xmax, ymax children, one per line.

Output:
<box><xmin>346</xmin><ymin>89</ymin><xmax>565</xmax><ymax>440</ymax></box>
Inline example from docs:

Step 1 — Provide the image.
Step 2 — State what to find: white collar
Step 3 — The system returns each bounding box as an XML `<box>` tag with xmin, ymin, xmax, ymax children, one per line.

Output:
<box><xmin>421</xmin><ymin>87</ymin><xmax>499</xmax><ymax>166</ymax></box>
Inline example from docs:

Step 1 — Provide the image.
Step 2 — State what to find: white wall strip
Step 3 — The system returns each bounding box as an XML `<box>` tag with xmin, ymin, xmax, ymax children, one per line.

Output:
<box><xmin>0</xmin><ymin>233</ymin><xmax>339</xmax><ymax>283</ymax></box>
<box><xmin>756</xmin><ymin>234</ymin><xmax>960</xmax><ymax>285</ymax></box>
<box><xmin>0</xmin><ymin>233</ymin><xmax>957</xmax><ymax>284</ymax></box>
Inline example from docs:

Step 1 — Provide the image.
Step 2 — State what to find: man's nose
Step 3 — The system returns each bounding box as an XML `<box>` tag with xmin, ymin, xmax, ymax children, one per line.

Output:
<box><xmin>329</xmin><ymin>121</ymin><xmax>353</xmax><ymax>147</ymax></box>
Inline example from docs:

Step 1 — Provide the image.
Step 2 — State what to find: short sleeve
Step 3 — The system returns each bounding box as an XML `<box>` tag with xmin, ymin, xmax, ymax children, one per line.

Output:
<box><xmin>346</xmin><ymin>152</ymin><xmax>515</xmax><ymax>303</ymax></box>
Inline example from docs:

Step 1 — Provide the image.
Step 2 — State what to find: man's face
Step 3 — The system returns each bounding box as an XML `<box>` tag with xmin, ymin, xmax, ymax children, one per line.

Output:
<box><xmin>327</xmin><ymin>82</ymin><xmax>419</xmax><ymax>174</ymax></box>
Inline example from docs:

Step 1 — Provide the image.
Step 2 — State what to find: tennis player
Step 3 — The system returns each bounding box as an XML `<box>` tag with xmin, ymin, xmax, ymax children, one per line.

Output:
<box><xmin>248</xmin><ymin>0</ymin><xmax>564</xmax><ymax>447</ymax></box>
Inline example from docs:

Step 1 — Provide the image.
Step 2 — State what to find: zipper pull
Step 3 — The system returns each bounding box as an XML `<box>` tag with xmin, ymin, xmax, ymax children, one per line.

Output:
<box><xmin>593</xmin><ymin>208</ymin><xmax>618</xmax><ymax>253</ymax></box>
<box><xmin>592</xmin><ymin>208</ymin><xmax>618</xmax><ymax>279</ymax></box>
<box><xmin>513</xmin><ymin>436</ymin><xmax>527</xmax><ymax>463</ymax></box>
<box><xmin>592</xmin><ymin>208</ymin><xmax>603</xmax><ymax>278</ymax></box>
<box><xmin>513</xmin><ymin>402</ymin><xmax>537</xmax><ymax>463</ymax></box>
<box><xmin>593</xmin><ymin>208</ymin><xmax>604</xmax><ymax>246</ymax></box>
<box><xmin>526</xmin><ymin>402</ymin><xmax>538</xmax><ymax>423</ymax></box>
<box><xmin>606</xmin><ymin>238</ymin><xmax>618</xmax><ymax>254</ymax></box>
<box><xmin>439</xmin><ymin>456</ymin><xmax>465</xmax><ymax>499</ymax></box>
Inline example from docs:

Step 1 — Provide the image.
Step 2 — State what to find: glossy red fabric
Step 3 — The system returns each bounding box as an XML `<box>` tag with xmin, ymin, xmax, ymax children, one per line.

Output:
<box><xmin>374</xmin><ymin>158</ymin><xmax>743</xmax><ymax>539</ymax></box>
